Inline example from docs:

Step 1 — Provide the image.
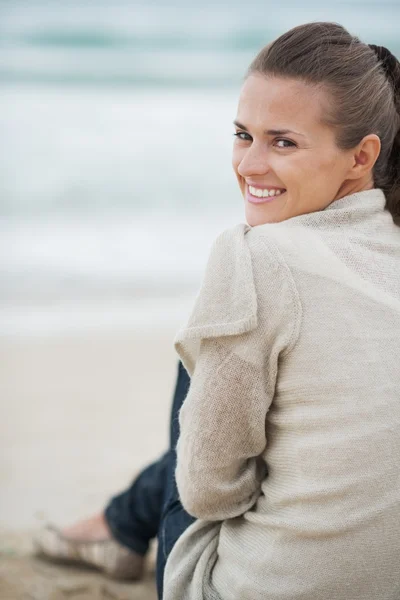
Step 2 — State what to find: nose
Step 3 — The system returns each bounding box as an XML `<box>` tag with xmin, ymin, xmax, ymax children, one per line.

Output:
<box><xmin>237</xmin><ymin>142</ymin><xmax>270</xmax><ymax>177</ymax></box>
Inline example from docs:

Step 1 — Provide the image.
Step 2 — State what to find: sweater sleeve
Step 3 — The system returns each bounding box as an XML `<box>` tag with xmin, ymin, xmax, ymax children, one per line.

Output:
<box><xmin>173</xmin><ymin>224</ymin><xmax>300</xmax><ymax>521</ymax></box>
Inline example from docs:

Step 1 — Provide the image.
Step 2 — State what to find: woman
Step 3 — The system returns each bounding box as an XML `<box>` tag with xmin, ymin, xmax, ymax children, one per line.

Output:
<box><xmin>161</xmin><ymin>21</ymin><xmax>400</xmax><ymax>600</ymax></box>
<box><xmin>36</xmin><ymin>22</ymin><xmax>400</xmax><ymax>600</ymax></box>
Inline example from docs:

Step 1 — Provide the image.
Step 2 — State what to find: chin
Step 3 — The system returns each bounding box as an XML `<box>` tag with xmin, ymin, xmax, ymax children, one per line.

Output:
<box><xmin>245</xmin><ymin>205</ymin><xmax>273</xmax><ymax>228</ymax></box>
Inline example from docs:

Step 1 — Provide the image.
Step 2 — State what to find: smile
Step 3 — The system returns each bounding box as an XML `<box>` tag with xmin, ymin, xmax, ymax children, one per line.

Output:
<box><xmin>248</xmin><ymin>185</ymin><xmax>286</xmax><ymax>198</ymax></box>
<box><xmin>246</xmin><ymin>185</ymin><xmax>287</xmax><ymax>204</ymax></box>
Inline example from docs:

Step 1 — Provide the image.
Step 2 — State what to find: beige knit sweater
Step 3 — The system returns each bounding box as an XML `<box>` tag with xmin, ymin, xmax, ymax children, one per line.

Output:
<box><xmin>163</xmin><ymin>189</ymin><xmax>400</xmax><ymax>600</ymax></box>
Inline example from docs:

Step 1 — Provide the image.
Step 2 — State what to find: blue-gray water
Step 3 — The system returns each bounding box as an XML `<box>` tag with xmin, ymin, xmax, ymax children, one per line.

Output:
<box><xmin>1</xmin><ymin>0</ymin><xmax>399</xmax><ymax>334</ymax></box>
<box><xmin>1</xmin><ymin>0</ymin><xmax>399</xmax><ymax>88</ymax></box>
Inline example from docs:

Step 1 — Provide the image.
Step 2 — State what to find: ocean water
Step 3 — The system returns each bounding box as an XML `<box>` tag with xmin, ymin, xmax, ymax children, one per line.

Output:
<box><xmin>1</xmin><ymin>0</ymin><xmax>399</xmax><ymax>335</ymax></box>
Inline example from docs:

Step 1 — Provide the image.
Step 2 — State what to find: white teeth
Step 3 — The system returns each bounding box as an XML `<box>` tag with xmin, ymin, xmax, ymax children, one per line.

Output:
<box><xmin>249</xmin><ymin>185</ymin><xmax>284</xmax><ymax>198</ymax></box>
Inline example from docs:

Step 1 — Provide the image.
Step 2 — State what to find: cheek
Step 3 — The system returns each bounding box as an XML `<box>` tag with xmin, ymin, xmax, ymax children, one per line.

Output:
<box><xmin>308</xmin><ymin>151</ymin><xmax>343</xmax><ymax>177</ymax></box>
<box><xmin>273</xmin><ymin>159</ymin><xmax>304</xmax><ymax>186</ymax></box>
<box><xmin>281</xmin><ymin>154</ymin><xmax>336</xmax><ymax>190</ymax></box>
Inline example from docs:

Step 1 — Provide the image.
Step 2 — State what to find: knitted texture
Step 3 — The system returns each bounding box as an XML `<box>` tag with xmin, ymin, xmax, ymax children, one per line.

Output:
<box><xmin>164</xmin><ymin>189</ymin><xmax>400</xmax><ymax>600</ymax></box>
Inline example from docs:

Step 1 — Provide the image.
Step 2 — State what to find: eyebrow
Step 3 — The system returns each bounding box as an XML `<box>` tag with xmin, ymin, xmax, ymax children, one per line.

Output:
<box><xmin>233</xmin><ymin>120</ymin><xmax>304</xmax><ymax>137</ymax></box>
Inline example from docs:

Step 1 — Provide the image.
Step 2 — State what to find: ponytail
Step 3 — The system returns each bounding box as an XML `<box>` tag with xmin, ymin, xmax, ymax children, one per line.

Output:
<box><xmin>369</xmin><ymin>44</ymin><xmax>400</xmax><ymax>225</ymax></box>
<box><xmin>386</xmin><ymin>131</ymin><xmax>400</xmax><ymax>226</ymax></box>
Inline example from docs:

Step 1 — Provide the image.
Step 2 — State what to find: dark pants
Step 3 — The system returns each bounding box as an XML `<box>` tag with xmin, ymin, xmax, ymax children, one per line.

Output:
<box><xmin>105</xmin><ymin>362</ymin><xmax>196</xmax><ymax>598</ymax></box>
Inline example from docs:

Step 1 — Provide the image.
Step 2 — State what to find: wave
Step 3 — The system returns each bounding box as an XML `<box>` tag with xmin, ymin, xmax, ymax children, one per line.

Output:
<box><xmin>1</xmin><ymin>36</ymin><xmax>398</xmax><ymax>88</ymax></box>
<box><xmin>0</xmin><ymin>67</ymin><xmax>247</xmax><ymax>88</ymax></box>
<box><xmin>1</xmin><ymin>0</ymin><xmax>399</xmax><ymax>87</ymax></box>
<box><xmin>0</xmin><ymin>29</ymin><xmax>275</xmax><ymax>53</ymax></box>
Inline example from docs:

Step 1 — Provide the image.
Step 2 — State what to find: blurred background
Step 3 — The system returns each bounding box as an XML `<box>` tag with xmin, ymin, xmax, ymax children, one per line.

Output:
<box><xmin>0</xmin><ymin>0</ymin><xmax>399</xmax><ymax>543</ymax></box>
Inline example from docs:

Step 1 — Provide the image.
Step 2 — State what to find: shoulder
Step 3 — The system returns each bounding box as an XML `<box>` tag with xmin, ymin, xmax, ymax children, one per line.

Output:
<box><xmin>216</xmin><ymin>223</ymin><xmax>303</xmax><ymax>353</ymax></box>
<box><xmin>211</xmin><ymin>222</ymin><xmax>286</xmax><ymax>271</ymax></box>
<box><xmin>203</xmin><ymin>222</ymin><xmax>301</xmax><ymax>317</ymax></box>
<box><xmin>215</xmin><ymin>223</ymin><xmax>299</xmax><ymax>300</ymax></box>
<box><xmin>174</xmin><ymin>223</ymin><xmax>301</xmax><ymax>374</ymax></box>
<box><xmin>176</xmin><ymin>223</ymin><xmax>258</xmax><ymax>343</ymax></box>
<box><xmin>205</xmin><ymin>223</ymin><xmax>287</xmax><ymax>301</ymax></box>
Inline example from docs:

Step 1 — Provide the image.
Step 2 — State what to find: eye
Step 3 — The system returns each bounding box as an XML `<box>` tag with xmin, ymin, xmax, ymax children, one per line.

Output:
<box><xmin>274</xmin><ymin>138</ymin><xmax>296</xmax><ymax>148</ymax></box>
<box><xmin>233</xmin><ymin>131</ymin><xmax>252</xmax><ymax>142</ymax></box>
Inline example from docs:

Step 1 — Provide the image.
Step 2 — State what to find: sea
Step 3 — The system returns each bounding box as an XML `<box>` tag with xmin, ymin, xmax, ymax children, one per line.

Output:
<box><xmin>1</xmin><ymin>0</ymin><xmax>399</xmax><ymax>336</ymax></box>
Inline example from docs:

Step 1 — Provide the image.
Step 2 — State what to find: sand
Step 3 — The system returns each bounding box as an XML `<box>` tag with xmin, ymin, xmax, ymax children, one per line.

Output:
<box><xmin>0</xmin><ymin>328</ymin><xmax>180</xmax><ymax>599</ymax></box>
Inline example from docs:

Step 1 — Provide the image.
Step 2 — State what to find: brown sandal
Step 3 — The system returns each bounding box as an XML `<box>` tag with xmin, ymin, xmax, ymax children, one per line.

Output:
<box><xmin>33</xmin><ymin>524</ymin><xmax>145</xmax><ymax>580</ymax></box>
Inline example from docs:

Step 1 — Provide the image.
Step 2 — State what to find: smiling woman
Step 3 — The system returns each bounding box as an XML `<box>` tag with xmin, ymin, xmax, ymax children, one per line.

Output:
<box><xmin>160</xmin><ymin>21</ymin><xmax>400</xmax><ymax>600</ymax></box>
<box><xmin>232</xmin><ymin>75</ymin><xmax>381</xmax><ymax>226</ymax></box>
<box><xmin>237</xmin><ymin>23</ymin><xmax>400</xmax><ymax>227</ymax></box>
<box><xmin>231</xmin><ymin>46</ymin><xmax>400</xmax><ymax>226</ymax></box>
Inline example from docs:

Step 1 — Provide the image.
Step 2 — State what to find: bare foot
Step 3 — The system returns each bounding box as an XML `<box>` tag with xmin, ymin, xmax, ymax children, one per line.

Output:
<box><xmin>61</xmin><ymin>512</ymin><xmax>112</xmax><ymax>542</ymax></box>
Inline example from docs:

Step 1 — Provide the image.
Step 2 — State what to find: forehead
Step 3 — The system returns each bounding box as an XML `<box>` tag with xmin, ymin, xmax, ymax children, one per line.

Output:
<box><xmin>237</xmin><ymin>74</ymin><xmax>329</xmax><ymax>133</ymax></box>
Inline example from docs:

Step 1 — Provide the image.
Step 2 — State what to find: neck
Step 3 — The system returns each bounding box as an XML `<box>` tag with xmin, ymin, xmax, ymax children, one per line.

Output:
<box><xmin>334</xmin><ymin>176</ymin><xmax>375</xmax><ymax>202</ymax></box>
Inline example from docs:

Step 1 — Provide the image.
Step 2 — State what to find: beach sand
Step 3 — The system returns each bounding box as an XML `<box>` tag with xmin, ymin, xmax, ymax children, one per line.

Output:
<box><xmin>0</xmin><ymin>329</ymin><xmax>179</xmax><ymax>599</ymax></box>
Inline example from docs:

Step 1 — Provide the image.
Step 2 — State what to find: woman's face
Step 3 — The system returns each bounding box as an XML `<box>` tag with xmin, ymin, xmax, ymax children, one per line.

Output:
<box><xmin>232</xmin><ymin>74</ymin><xmax>357</xmax><ymax>227</ymax></box>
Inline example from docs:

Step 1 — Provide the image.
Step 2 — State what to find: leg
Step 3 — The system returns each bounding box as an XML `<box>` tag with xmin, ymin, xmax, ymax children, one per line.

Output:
<box><xmin>105</xmin><ymin>451</ymin><xmax>170</xmax><ymax>556</ymax></box>
<box><xmin>156</xmin><ymin>362</ymin><xmax>196</xmax><ymax>599</ymax></box>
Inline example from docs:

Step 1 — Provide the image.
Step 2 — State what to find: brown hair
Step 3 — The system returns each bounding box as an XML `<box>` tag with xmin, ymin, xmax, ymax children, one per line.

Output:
<box><xmin>247</xmin><ymin>22</ymin><xmax>400</xmax><ymax>224</ymax></box>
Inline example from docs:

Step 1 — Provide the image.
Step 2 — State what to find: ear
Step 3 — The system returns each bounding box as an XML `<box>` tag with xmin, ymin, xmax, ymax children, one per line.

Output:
<box><xmin>346</xmin><ymin>134</ymin><xmax>381</xmax><ymax>180</ymax></box>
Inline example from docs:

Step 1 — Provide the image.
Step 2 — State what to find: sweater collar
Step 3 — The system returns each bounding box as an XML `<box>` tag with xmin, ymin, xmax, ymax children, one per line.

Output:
<box><xmin>279</xmin><ymin>188</ymin><xmax>388</xmax><ymax>230</ymax></box>
<box><xmin>324</xmin><ymin>188</ymin><xmax>386</xmax><ymax>213</ymax></box>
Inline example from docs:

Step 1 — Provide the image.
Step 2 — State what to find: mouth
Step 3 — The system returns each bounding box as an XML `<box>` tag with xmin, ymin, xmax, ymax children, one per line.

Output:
<box><xmin>246</xmin><ymin>184</ymin><xmax>287</xmax><ymax>204</ymax></box>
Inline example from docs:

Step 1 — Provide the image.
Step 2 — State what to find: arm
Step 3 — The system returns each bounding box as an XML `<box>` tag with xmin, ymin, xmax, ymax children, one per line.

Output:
<box><xmin>174</xmin><ymin>226</ymin><xmax>299</xmax><ymax>521</ymax></box>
